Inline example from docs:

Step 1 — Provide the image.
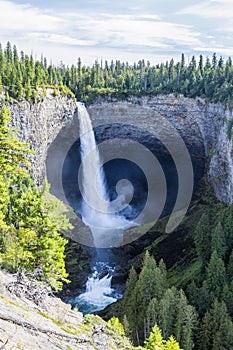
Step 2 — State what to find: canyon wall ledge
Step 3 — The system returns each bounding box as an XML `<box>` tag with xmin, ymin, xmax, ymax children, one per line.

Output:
<box><xmin>5</xmin><ymin>93</ymin><xmax>233</xmax><ymax>205</ymax></box>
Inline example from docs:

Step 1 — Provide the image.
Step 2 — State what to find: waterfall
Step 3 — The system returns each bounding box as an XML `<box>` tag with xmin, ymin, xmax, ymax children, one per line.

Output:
<box><xmin>78</xmin><ymin>102</ymin><xmax>109</xmax><ymax>220</ymax></box>
<box><xmin>77</xmin><ymin>102</ymin><xmax>131</xmax><ymax>248</ymax></box>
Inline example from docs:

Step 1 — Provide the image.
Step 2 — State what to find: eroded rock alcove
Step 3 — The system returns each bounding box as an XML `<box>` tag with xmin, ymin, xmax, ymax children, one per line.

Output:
<box><xmin>46</xmin><ymin>96</ymin><xmax>208</xmax><ymax>247</ymax></box>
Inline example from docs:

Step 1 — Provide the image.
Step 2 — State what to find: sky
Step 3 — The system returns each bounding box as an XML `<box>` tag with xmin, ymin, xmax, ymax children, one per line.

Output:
<box><xmin>0</xmin><ymin>0</ymin><xmax>233</xmax><ymax>66</ymax></box>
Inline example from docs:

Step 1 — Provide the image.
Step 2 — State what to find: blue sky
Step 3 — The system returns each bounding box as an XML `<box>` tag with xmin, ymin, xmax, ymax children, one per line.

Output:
<box><xmin>0</xmin><ymin>0</ymin><xmax>232</xmax><ymax>65</ymax></box>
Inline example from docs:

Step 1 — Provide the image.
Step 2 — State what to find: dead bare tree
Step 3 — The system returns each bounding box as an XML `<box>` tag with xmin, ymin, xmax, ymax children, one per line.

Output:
<box><xmin>6</xmin><ymin>267</ymin><xmax>53</xmax><ymax>308</ymax></box>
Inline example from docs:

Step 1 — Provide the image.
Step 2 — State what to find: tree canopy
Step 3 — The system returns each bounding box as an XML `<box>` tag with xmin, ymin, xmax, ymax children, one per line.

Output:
<box><xmin>1</xmin><ymin>42</ymin><xmax>233</xmax><ymax>107</ymax></box>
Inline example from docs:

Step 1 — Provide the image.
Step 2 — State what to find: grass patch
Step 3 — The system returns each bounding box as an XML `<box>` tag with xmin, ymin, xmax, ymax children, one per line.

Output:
<box><xmin>168</xmin><ymin>259</ymin><xmax>202</xmax><ymax>288</ymax></box>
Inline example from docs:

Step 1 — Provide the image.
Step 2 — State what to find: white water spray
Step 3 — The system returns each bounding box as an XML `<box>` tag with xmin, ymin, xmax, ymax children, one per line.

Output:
<box><xmin>74</xmin><ymin>265</ymin><xmax>120</xmax><ymax>314</ymax></box>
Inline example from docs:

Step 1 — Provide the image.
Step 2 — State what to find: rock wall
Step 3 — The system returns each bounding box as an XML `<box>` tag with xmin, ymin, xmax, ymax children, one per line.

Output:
<box><xmin>87</xmin><ymin>94</ymin><xmax>233</xmax><ymax>205</ymax></box>
<box><xmin>5</xmin><ymin>93</ymin><xmax>77</xmax><ymax>185</ymax></box>
<box><xmin>3</xmin><ymin>93</ymin><xmax>233</xmax><ymax>205</ymax></box>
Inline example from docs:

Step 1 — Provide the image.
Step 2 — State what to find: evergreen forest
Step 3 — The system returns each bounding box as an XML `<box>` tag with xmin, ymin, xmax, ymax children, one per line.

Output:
<box><xmin>1</xmin><ymin>41</ymin><xmax>233</xmax><ymax>106</ymax></box>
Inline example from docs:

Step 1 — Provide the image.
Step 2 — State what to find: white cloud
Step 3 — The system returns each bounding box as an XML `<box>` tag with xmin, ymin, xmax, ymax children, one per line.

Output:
<box><xmin>27</xmin><ymin>33</ymin><xmax>97</xmax><ymax>47</ymax></box>
<box><xmin>209</xmin><ymin>0</ymin><xmax>232</xmax><ymax>3</ymax></box>
<box><xmin>0</xmin><ymin>0</ymin><xmax>63</xmax><ymax>32</ymax></box>
<box><xmin>67</xmin><ymin>13</ymin><xmax>203</xmax><ymax>49</ymax></box>
<box><xmin>136</xmin><ymin>14</ymin><xmax>161</xmax><ymax>20</ymax></box>
<box><xmin>194</xmin><ymin>46</ymin><xmax>233</xmax><ymax>56</ymax></box>
<box><xmin>178</xmin><ymin>0</ymin><xmax>233</xmax><ymax>18</ymax></box>
<box><xmin>0</xmin><ymin>1</ymin><xmax>203</xmax><ymax>56</ymax></box>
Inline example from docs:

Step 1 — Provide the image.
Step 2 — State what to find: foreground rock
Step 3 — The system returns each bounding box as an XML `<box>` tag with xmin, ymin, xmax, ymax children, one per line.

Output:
<box><xmin>0</xmin><ymin>269</ymin><xmax>137</xmax><ymax>350</ymax></box>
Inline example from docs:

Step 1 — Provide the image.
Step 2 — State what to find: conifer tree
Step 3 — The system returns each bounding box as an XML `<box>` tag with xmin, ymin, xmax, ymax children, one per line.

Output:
<box><xmin>0</xmin><ymin>76</ymin><xmax>3</xmax><ymax>93</ymax></box>
<box><xmin>123</xmin><ymin>266</ymin><xmax>140</xmax><ymax>343</ymax></box>
<box><xmin>200</xmin><ymin>300</ymin><xmax>233</xmax><ymax>350</ymax></box>
<box><xmin>146</xmin><ymin>297</ymin><xmax>159</xmax><ymax>338</ymax></box>
<box><xmin>158</xmin><ymin>287</ymin><xmax>178</xmax><ymax>339</ymax></box>
<box><xmin>203</xmin><ymin>250</ymin><xmax>226</xmax><ymax>302</ymax></box>
<box><xmin>164</xmin><ymin>337</ymin><xmax>182</xmax><ymax>350</ymax></box>
<box><xmin>136</xmin><ymin>252</ymin><xmax>167</xmax><ymax>340</ymax></box>
<box><xmin>220</xmin><ymin>205</ymin><xmax>233</xmax><ymax>252</ymax></box>
<box><xmin>145</xmin><ymin>325</ymin><xmax>164</xmax><ymax>349</ymax></box>
<box><xmin>145</xmin><ymin>325</ymin><xmax>182</xmax><ymax>350</ymax></box>
<box><xmin>0</xmin><ymin>104</ymin><xmax>31</xmax><ymax>174</ymax></box>
<box><xmin>211</xmin><ymin>222</ymin><xmax>227</xmax><ymax>258</ymax></box>
<box><xmin>175</xmin><ymin>290</ymin><xmax>197</xmax><ymax>350</ymax></box>
<box><xmin>227</xmin><ymin>249</ymin><xmax>233</xmax><ymax>281</ymax></box>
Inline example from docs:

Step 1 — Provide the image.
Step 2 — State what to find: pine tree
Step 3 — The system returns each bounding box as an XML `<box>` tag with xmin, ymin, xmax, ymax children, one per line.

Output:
<box><xmin>0</xmin><ymin>105</ymin><xmax>31</xmax><ymax>175</ymax></box>
<box><xmin>5</xmin><ymin>176</ymin><xmax>70</xmax><ymax>290</ymax></box>
<box><xmin>136</xmin><ymin>252</ymin><xmax>167</xmax><ymax>340</ymax></box>
<box><xmin>122</xmin><ymin>315</ymin><xmax>131</xmax><ymax>338</ymax></box>
<box><xmin>181</xmin><ymin>53</ymin><xmax>185</xmax><ymax>70</ymax></box>
<box><xmin>146</xmin><ymin>297</ymin><xmax>159</xmax><ymax>338</ymax></box>
<box><xmin>212</xmin><ymin>53</ymin><xmax>217</xmax><ymax>69</ymax></box>
<box><xmin>0</xmin><ymin>75</ymin><xmax>3</xmax><ymax>93</ymax></box>
<box><xmin>158</xmin><ymin>287</ymin><xmax>178</xmax><ymax>339</ymax></box>
<box><xmin>124</xmin><ymin>266</ymin><xmax>140</xmax><ymax>343</ymax></box>
<box><xmin>211</xmin><ymin>222</ymin><xmax>226</xmax><ymax>258</ymax></box>
<box><xmin>200</xmin><ymin>300</ymin><xmax>233</xmax><ymax>350</ymax></box>
<box><xmin>220</xmin><ymin>205</ymin><xmax>233</xmax><ymax>252</ymax></box>
<box><xmin>198</xmin><ymin>55</ymin><xmax>204</xmax><ymax>76</ymax></box>
<box><xmin>227</xmin><ymin>249</ymin><xmax>233</xmax><ymax>281</ymax></box>
<box><xmin>175</xmin><ymin>290</ymin><xmax>197</xmax><ymax>350</ymax></box>
<box><xmin>203</xmin><ymin>250</ymin><xmax>226</xmax><ymax>302</ymax></box>
<box><xmin>5</xmin><ymin>41</ymin><xmax>12</xmax><ymax>64</ymax></box>
<box><xmin>164</xmin><ymin>336</ymin><xmax>182</xmax><ymax>350</ymax></box>
<box><xmin>145</xmin><ymin>325</ymin><xmax>165</xmax><ymax>349</ymax></box>
<box><xmin>145</xmin><ymin>325</ymin><xmax>181</xmax><ymax>350</ymax></box>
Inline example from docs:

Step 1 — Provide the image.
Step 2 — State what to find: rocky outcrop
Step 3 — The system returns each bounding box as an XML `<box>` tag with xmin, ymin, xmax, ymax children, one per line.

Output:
<box><xmin>0</xmin><ymin>269</ymin><xmax>134</xmax><ymax>350</ymax></box>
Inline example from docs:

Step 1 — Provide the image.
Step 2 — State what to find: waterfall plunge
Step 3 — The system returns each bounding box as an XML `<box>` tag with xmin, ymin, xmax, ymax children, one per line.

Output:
<box><xmin>73</xmin><ymin>264</ymin><xmax>119</xmax><ymax>314</ymax></box>
<box><xmin>67</xmin><ymin>262</ymin><xmax>122</xmax><ymax>314</ymax></box>
<box><xmin>78</xmin><ymin>102</ymin><xmax>132</xmax><ymax>248</ymax></box>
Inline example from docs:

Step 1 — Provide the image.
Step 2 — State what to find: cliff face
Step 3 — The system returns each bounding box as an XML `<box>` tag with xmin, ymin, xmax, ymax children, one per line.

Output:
<box><xmin>87</xmin><ymin>94</ymin><xmax>233</xmax><ymax>205</ymax></box>
<box><xmin>6</xmin><ymin>92</ymin><xmax>76</xmax><ymax>185</ymax></box>
<box><xmin>5</xmin><ymin>93</ymin><xmax>233</xmax><ymax>205</ymax></box>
